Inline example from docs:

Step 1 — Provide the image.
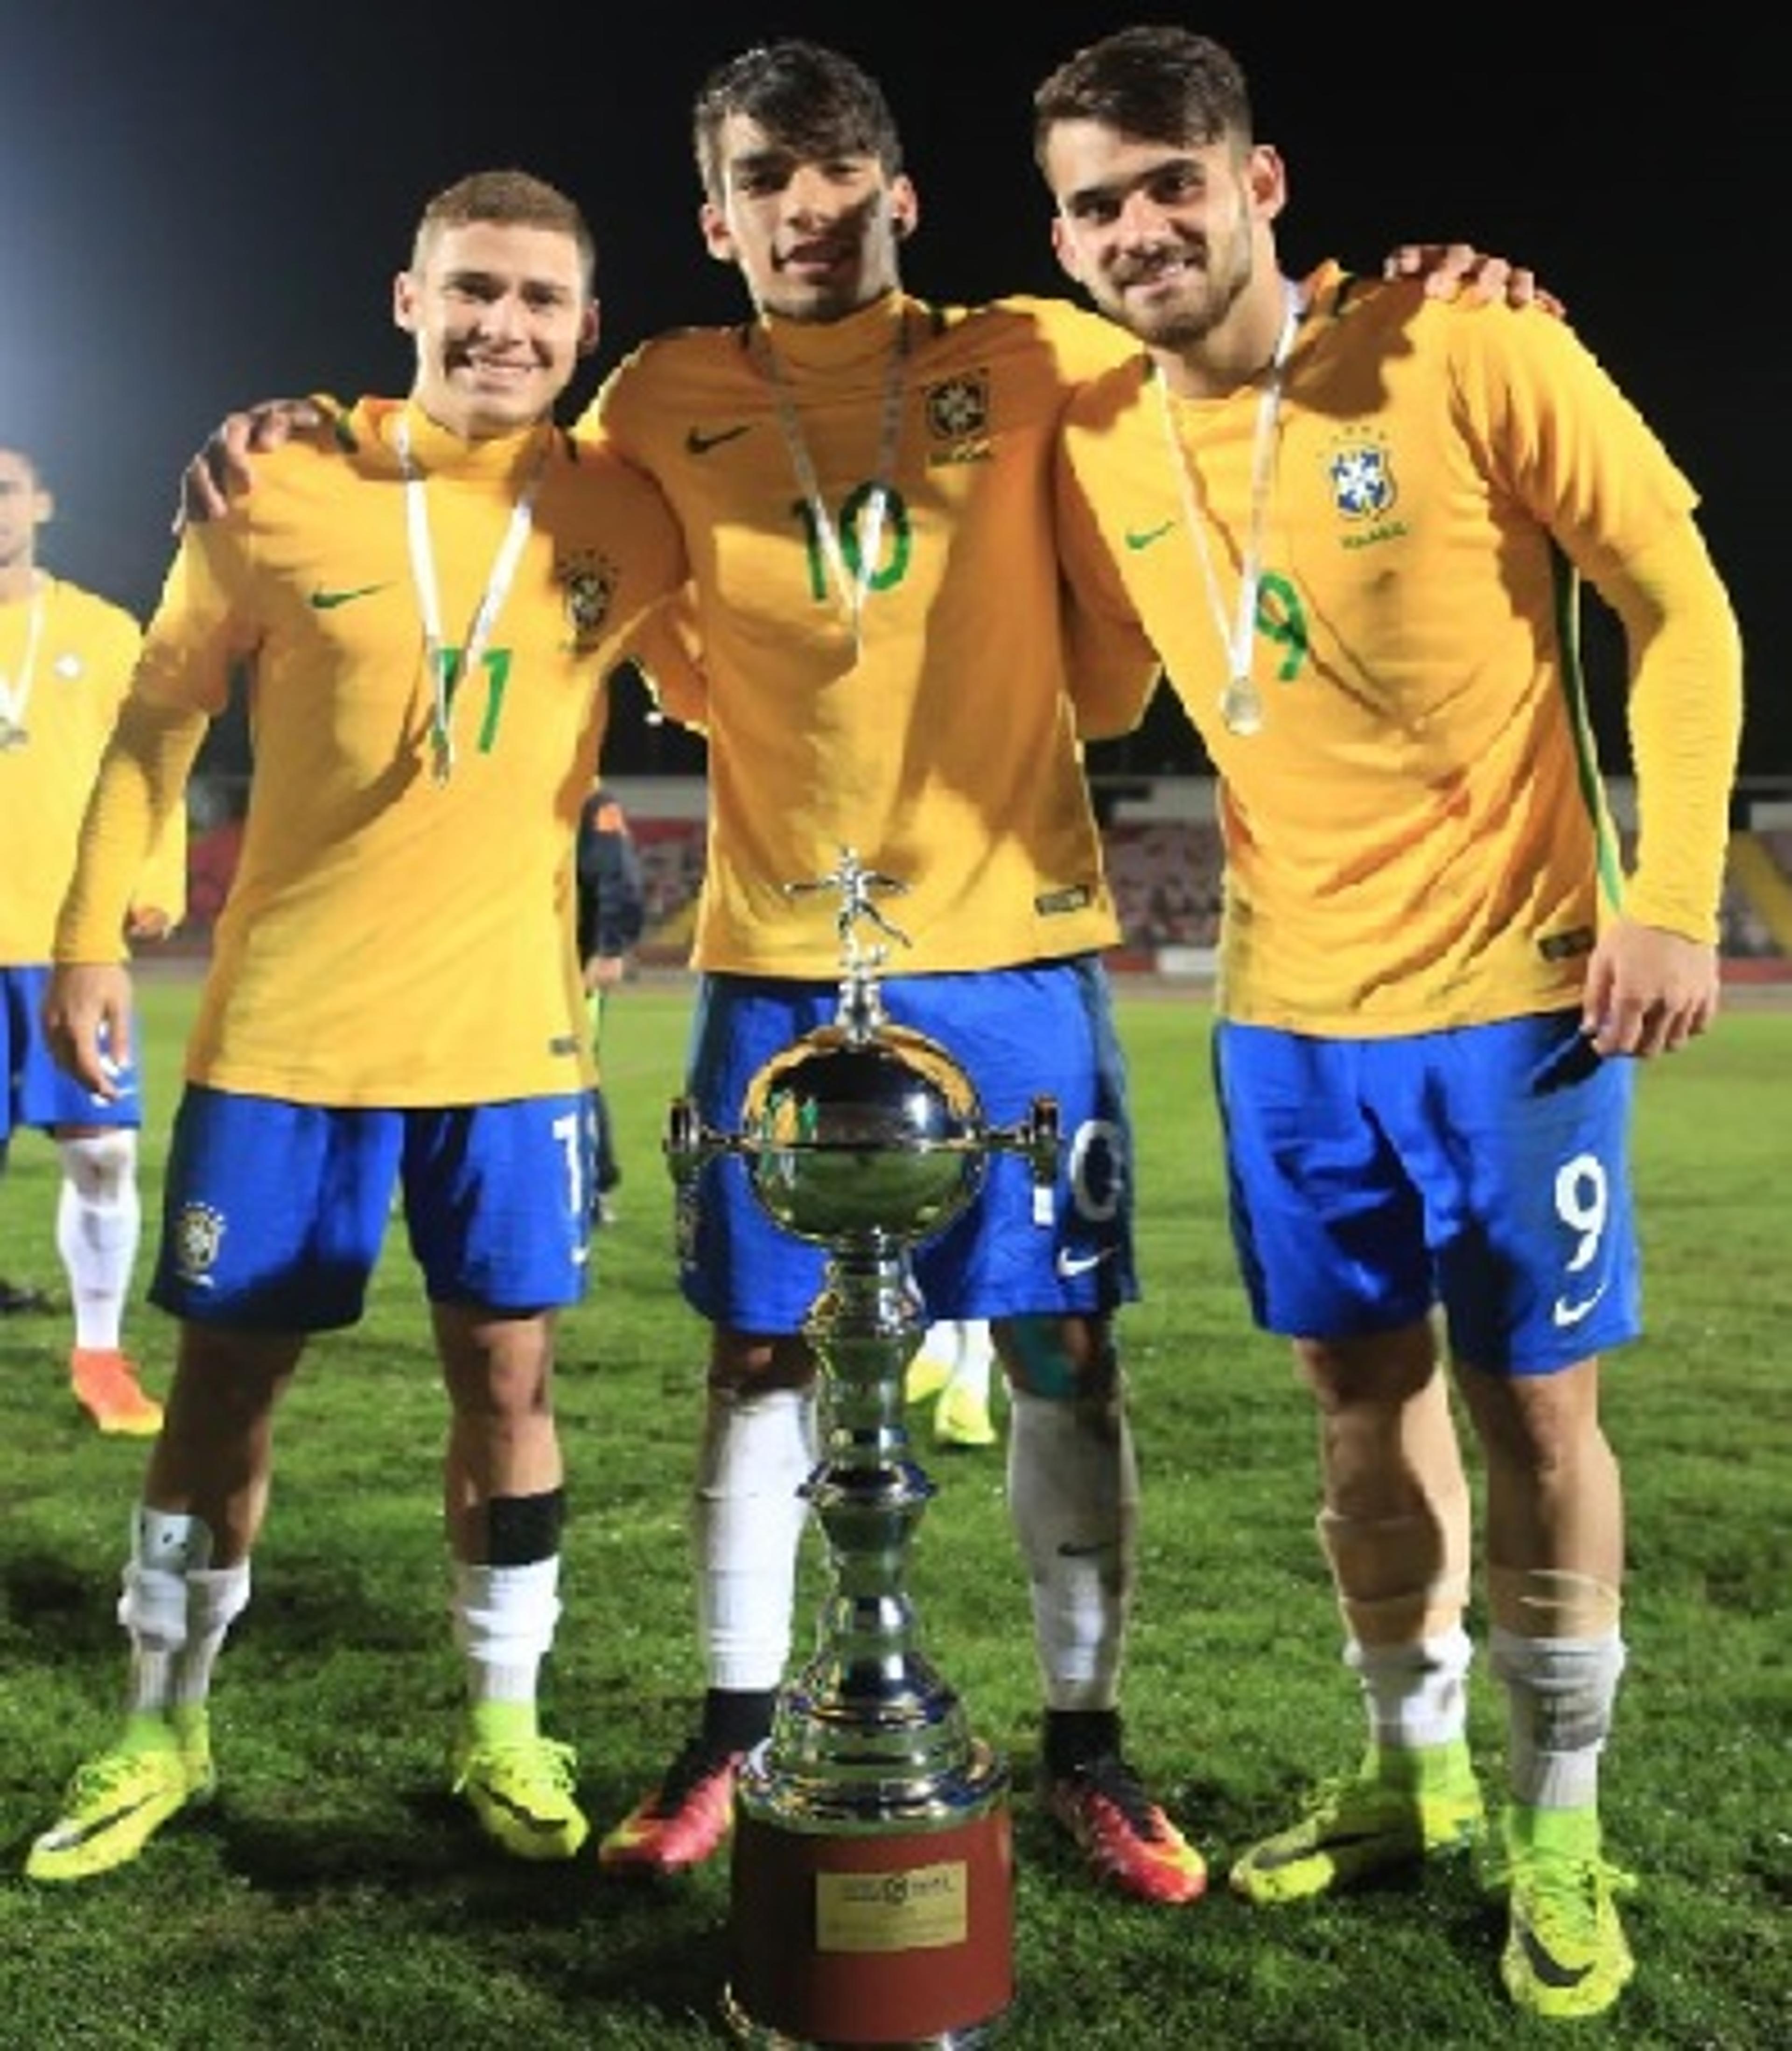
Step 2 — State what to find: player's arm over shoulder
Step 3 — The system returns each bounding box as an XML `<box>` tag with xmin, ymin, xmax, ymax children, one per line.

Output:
<box><xmin>1051</xmin><ymin>368</ymin><xmax>1163</xmax><ymax>740</ymax></box>
<box><xmin>177</xmin><ymin>393</ymin><xmax>352</xmax><ymax>523</ymax></box>
<box><xmin>629</xmin><ymin>587</ymin><xmax>707</xmax><ymax>732</ymax></box>
<box><xmin>574</xmin><ymin>327</ymin><xmax>719</xmax><ymax>456</ymax></box>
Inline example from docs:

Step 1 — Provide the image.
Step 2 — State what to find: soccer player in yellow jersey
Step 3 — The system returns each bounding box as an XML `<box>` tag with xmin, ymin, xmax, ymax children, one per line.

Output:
<box><xmin>25</xmin><ymin>171</ymin><xmax>686</xmax><ymax>1885</ymax></box>
<box><xmin>1034</xmin><ymin>28</ymin><xmax>1743</xmax><ymax>2016</ymax></box>
<box><xmin>0</xmin><ymin>440</ymin><xmax>181</xmax><ymax>1434</ymax></box>
<box><xmin>577</xmin><ymin>41</ymin><xmax>1214</xmax><ymax>1905</ymax></box>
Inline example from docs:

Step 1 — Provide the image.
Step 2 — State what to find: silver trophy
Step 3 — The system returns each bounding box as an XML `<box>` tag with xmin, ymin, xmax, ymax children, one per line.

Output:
<box><xmin>666</xmin><ymin>850</ymin><xmax>1057</xmax><ymax>2050</ymax></box>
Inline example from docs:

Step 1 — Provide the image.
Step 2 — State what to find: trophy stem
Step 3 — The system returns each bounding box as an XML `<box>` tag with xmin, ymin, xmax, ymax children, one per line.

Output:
<box><xmin>725</xmin><ymin>1245</ymin><xmax>1013</xmax><ymax>2047</ymax></box>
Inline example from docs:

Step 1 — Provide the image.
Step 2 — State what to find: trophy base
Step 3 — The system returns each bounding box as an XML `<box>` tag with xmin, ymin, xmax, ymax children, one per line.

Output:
<box><xmin>721</xmin><ymin>1756</ymin><xmax>1013</xmax><ymax>2048</ymax></box>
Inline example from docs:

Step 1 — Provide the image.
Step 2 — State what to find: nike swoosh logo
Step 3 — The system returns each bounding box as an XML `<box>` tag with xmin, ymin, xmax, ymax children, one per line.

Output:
<box><xmin>1514</xmin><ymin>1916</ymin><xmax>1595</xmax><ymax>1990</ymax></box>
<box><xmin>1124</xmin><ymin>520</ymin><xmax>1176</xmax><ymax>551</ymax></box>
<box><xmin>309</xmin><ymin>582</ymin><xmax>391</xmax><ymax>610</ymax></box>
<box><xmin>37</xmin><ymin>1789</ymin><xmax>166</xmax><ymax>1850</ymax></box>
<box><xmin>1056</xmin><ymin>1247</ymin><xmax>1115</xmax><ymax>1279</ymax></box>
<box><xmin>685</xmin><ymin>424</ymin><xmax>751</xmax><ymax>456</ymax></box>
<box><xmin>476</xmin><ymin>1784</ymin><xmax>572</xmax><ymax>1840</ymax></box>
<box><xmin>1552</xmin><ymin>1281</ymin><xmax>1608</xmax><ymax>1328</ymax></box>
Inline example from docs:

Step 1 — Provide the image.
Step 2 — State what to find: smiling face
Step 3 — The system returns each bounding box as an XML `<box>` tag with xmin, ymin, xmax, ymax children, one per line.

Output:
<box><xmin>1043</xmin><ymin>121</ymin><xmax>1283</xmax><ymax>356</ymax></box>
<box><xmin>700</xmin><ymin>109</ymin><xmax>917</xmax><ymax>323</ymax></box>
<box><xmin>393</xmin><ymin>217</ymin><xmax>597</xmax><ymax>439</ymax></box>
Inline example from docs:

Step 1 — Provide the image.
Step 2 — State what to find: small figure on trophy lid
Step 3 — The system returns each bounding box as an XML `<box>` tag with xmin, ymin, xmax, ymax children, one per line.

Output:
<box><xmin>785</xmin><ymin>846</ymin><xmax>911</xmax><ymax>1040</ymax></box>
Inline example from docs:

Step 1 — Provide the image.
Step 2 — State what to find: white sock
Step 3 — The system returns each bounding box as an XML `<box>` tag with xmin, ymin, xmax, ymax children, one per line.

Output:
<box><xmin>1346</xmin><ymin>1626</ymin><xmax>1474</xmax><ymax>1749</ymax></box>
<box><xmin>452</xmin><ymin>1557</ymin><xmax>562</xmax><ymax>1707</ymax></box>
<box><xmin>117</xmin><ymin>1561</ymin><xmax>248</xmax><ymax>1719</ymax></box>
<box><xmin>118</xmin><ymin>1558</ymin><xmax>186</xmax><ymax>1717</ymax></box>
<box><xmin>57</xmin><ymin>1132</ymin><xmax>140</xmax><ymax>1351</ymax></box>
<box><xmin>694</xmin><ymin>1384</ymin><xmax>816</xmax><ymax>1692</ymax></box>
<box><xmin>1007</xmin><ymin>1388</ymin><xmax>1137</xmax><ymax>1710</ymax></box>
<box><xmin>175</xmin><ymin>1566</ymin><xmax>252</xmax><ymax>1710</ymax></box>
<box><xmin>117</xmin><ymin>1507</ymin><xmax>231</xmax><ymax>1718</ymax></box>
<box><xmin>1490</xmin><ymin>1624</ymin><xmax>1626</xmax><ymax>1809</ymax></box>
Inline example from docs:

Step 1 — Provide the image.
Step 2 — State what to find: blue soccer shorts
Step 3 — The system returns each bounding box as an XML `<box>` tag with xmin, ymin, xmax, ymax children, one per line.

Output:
<box><xmin>151</xmin><ymin>1084</ymin><xmax>595</xmax><ymax>1330</ymax></box>
<box><xmin>1214</xmin><ymin>1009</ymin><xmax>1639</xmax><ymax>1375</ymax></box>
<box><xmin>0</xmin><ymin>965</ymin><xmax>142</xmax><ymax>1140</ymax></box>
<box><xmin>677</xmin><ymin>957</ymin><xmax>1138</xmax><ymax>1334</ymax></box>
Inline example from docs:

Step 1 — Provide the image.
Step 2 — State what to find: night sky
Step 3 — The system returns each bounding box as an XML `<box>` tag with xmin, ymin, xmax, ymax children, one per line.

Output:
<box><xmin>2</xmin><ymin>3</ymin><xmax>1775</xmax><ymax>776</ymax></box>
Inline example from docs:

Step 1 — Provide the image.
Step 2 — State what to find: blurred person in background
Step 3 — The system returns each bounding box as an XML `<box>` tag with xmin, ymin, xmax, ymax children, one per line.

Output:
<box><xmin>0</xmin><ymin>436</ymin><xmax>182</xmax><ymax>1433</ymax></box>
<box><xmin>575</xmin><ymin>779</ymin><xmax>646</xmax><ymax>1228</ymax></box>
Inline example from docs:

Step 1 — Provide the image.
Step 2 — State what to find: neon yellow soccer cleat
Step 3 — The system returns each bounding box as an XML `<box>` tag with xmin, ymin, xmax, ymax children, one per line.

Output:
<box><xmin>27</xmin><ymin>1721</ymin><xmax>215</xmax><ymax>1882</ymax></box>
<box><xmin>452</xmin><ymin>1731</ymin><xmax>588</xmax><ymax>1861</ymax></box>
<box><xmin>1230</xmin><ymin>1741</ymin><xmax>1485</xmax><ymax>1905</ymax></box>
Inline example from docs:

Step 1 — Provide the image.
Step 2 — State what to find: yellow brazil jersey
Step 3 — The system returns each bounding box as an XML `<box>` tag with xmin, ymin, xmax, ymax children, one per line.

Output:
<box><xmin>1056</xmin><ymin>262</ymin><xmax>1739</xmax><ymax>1035</ymax></box>
<box><xmin>0</xmin><ymin>576</ymin><xmax>183</xmax><ymax>961</ymax></box>
<box><xmin>57</xmin><ymin>398</ymin><xmax>685</xmax><ymax>1105</ymax></box>
<box><xmin>581</xmin><ymin>291</ymin><xmax>1151</xmax><ymax>977</ymax></box>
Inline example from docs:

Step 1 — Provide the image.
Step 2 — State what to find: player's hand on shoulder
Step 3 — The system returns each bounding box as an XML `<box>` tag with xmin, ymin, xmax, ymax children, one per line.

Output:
<box><xmin>1382</xmin><ymin>242</ymin><xmax>1566</xmax><ymax>319</ymax></box>
<box><xmin>1580</xmin><ymin>919</ymin><xmax>1720</xmax><ymax>1059</ymax></box>
<box><xmin>175</xmin><ymin>397</ymin><xmax>330</xmax><ymax>530</ymax></box>
<box><xmin>124</xmin><ymin>906</ymin><xmax>173</xmax><ymax>946</ymax></box>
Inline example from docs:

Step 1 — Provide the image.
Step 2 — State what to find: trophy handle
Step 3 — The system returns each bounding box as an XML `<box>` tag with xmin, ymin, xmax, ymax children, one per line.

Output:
<box><xmin>665</xmin><ymin>1093</ymin><xmax>730</xmax><ymax>1182</ymax></box>
<box><xmin>986</xmin><ymin>1094</ymin><xmax>1059</xmax><ymax>1224</ymax></box>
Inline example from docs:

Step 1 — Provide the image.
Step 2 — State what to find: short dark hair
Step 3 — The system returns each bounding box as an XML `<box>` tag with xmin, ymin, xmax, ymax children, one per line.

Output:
<box><xmin>1032</xmin><ymin>27</ymin><xmax>1254</xmax><ymax>172</ymax></box>
<box><xmin>411</xmin><ymin>169</ymin><xmax>596</xmax><ymax>295</ymax></box>
<box><xmin>693</xmin><ymin>40</ymin><xmax>903</xmax><ymax>205</ymax></box>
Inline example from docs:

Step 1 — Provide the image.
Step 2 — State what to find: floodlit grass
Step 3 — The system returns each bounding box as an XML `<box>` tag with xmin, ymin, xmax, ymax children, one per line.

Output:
<box><xmin>1</xmin><ymin>972</ymin><xmax>1787</xmax><ymax>2047</ymax></box>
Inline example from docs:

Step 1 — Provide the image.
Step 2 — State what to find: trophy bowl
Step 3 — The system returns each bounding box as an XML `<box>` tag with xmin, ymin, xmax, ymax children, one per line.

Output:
<box><xmin>739</xmin><ymin>1020</ymin><xmax>988</xmax><ymax>1246</ymax></box>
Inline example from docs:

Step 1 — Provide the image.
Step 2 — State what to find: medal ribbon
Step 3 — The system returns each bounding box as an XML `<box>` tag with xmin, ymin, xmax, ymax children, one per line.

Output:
<box><xmin>757</xmin><ymin>312</ymin><xmax>908</xmax><ymax>653</ymax></box>
<box><xmin>0</xmin><ymin>577</ymin><xmax>47</xmax><ymax>746</ymax></box>
<box><xmin>396</xmin><ymin>415</ymin><xmax>546</xmax><ymax>783</ymax></box>
<box><xmin>1153</xmin><ymin>277</ymin><xmax>1302</xmax><ymax>738</ymax></box>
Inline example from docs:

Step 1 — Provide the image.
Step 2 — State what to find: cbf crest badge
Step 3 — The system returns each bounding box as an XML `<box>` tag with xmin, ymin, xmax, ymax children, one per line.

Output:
<box><xmin>1325</xmin><ymin>426</ymin><xmax>1397</xmax><ymax>522</ymax></box>
<box><xmin>923</xmin><ymin>372</ymin><xmax>991</xmax><ymax>466</ymax></box>
<box><xmin>172</xmin><ymin>1202</ymin><xmax>226</xmax><ymax>1290</ymax></box>
<box><xmin>557</xmin><ymin>549</ymin><xmax>617</xmax><ymax>651</ymax></box>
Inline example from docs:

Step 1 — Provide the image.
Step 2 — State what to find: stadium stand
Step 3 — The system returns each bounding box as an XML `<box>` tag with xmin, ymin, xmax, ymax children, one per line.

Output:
<box><xmin>175</xmin><ymin>776</ymin><xmax>1792</xmax><ymax>979</ymax></box>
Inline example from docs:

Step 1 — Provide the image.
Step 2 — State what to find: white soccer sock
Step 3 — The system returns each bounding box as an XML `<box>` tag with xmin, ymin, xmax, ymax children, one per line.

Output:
<box><xmin>1007</xmin><ymin>1388</ymin><xmax>1138</xmax><ymax>1710</ymax></box>
<box><xmin>174</xmin><ymin>1566</ymin><xmax>252</xmax><ymax>1710</ymax></box>
<box><xmin>1490</xmin><ymin>1624</ymin><xmax>1626</xmax><ymax>1810</ymax></box>
<box><xmin>117</xmin><ymin>1509</ymin><xmax>244</xmax><ymax>1720</ymax></box>
<box><xmin>694</xmin><ymin>1384</ymin><xmax>817</xmax><ymax>1692</ymax></box>
<box><xmin>452</xmin><ymin>1556</ymin><xmax>562</xmax><ymax>1707</ymax></box>
<box><xmin>118</xmin><ymin>1559</ymin><xmax>185</xmax><ymax>1717</ymax></box>
<box><xmin>57</xmin><ymin>1132</ymin><xmax>140</xmax><ymax>1351</ymax></box>
<box><xmin>1346</xmin><ymin>1626</ymin><xmax>1474</xmax><ymax>1750</ymax></box>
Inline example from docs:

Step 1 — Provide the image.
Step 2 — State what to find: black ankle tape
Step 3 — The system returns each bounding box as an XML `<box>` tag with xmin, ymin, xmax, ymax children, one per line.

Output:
<box><xmin>1044</xmin><ymin>1707</ymin><xmax>1122</xmax><ymax>1772</ymax></box>
<box><xmin>483</xmin><ymin>1489</ymin><xmax>566</xmax><ymax>1566</ymax></box>
<box><xmin>700</xmin><ymin>1688</ymin><xmax>778</xmax><ymax>1753</ymax></box>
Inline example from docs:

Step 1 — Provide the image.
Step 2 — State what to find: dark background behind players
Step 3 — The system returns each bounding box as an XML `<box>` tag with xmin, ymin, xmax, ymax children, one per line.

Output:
<box><xmin>0</xmin><ymin>5</ymin><xmax>1773</xmax><ymax>781</ymax></box>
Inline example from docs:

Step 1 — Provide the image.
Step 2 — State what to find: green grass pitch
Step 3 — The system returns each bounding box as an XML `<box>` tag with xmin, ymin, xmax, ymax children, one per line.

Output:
<box><xmin>1</xmin><ymin>973</ymin><xmax>1786</xmax><ymax>2047</ymax></box>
